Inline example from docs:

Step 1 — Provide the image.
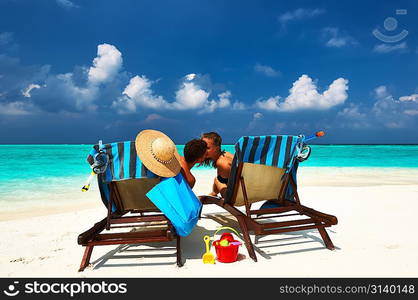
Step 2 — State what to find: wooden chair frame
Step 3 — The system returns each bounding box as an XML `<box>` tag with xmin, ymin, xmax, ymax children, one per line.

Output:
<box><xmin>200</xmin><ymin>162</ymin><xmax>337</xmax><ymax>262</ymax></box>
<box><xmin>77</xmin><ymin>180</ymin><xmax>182</xmax><ymax>272</ymax></box>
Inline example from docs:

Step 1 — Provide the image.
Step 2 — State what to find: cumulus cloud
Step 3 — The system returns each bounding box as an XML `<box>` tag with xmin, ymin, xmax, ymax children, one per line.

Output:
<box><xmin>200</xmin><ymin>90</ymin><xmax>232</xmax><ymax>113</ymax></box>
<box><xmin>111</xmin><ymin>75</ymin><xmax>169</xmax><ymax>113</ymax></box>
<box><xmin>232</xmin><ymin>101</ymin><xmax>247</xmax><ymax>110</ymax></box>
<box><xmin>31</xmin><ymin>43</ymin><xmax>124</xmax><ymax>112</ymax></box>
<box><xmin>256</xmin><ymin>74</ymin><xmax>349</xmax><ymax>112</ymax></box>
<box><xmin>254</xmin><ymin>63</ymin><xmax>280</xmax><ymax>77</ymax></box>
<box><xmin>88</xmin><ymin>44</ymin><xmax>122</xmax><ymax>85</ymax></box>
<box><xmin>112</xmin><ymin>73</ymin><xmax>234</xmax><ymax>114</ymax></box>
<box><xmin>172</xmin><ymin>74</ymin><xmax>232</xmax><ymax>113</ymax></box>
<box><xmin>173</xmin><ymin>74</ymin><xmax>210</xmax><ymax>110</ymax></box>
<box><xmin>255</xmin><ymin>96</ymin><xmax>281</xmax><ymax>111</ymax></box>
<box><xmin>0</xmin><ymin>43</ymin><xmax>125</xmax><ymax>114</ymax></box>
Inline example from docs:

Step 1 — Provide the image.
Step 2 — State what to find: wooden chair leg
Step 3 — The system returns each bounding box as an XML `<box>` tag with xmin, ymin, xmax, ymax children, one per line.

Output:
<box><xmin>79</xmin><ymin>245</ymin><xmax>94</xmax><ymax>272</ymax></box>
<box><xmin>176</xmin><ymin>235</ymin><xmax>183</xmax><ymax>267</ymax></box>
<box><xmin>237</xmin><ymin>216</ymin><xmax>257</xmax><ymax>262</ymax></box>
<box><xmin>318</xmin><ymin>227</ymin><xmax>335</xmax><ymax>250</ymax></box>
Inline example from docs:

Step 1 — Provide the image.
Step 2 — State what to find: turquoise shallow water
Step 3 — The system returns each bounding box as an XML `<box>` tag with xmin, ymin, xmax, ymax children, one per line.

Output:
<box><xmin>0</xmin><ymin>144</ymin><xmax>417</xmax><ymax>204</ymax></box>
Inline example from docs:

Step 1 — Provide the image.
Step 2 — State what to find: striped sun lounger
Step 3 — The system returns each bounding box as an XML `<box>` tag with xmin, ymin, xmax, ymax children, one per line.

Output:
<box><xmin>78</xmin><ymin>140</ymin><xmax>183</xmax><ymax>272</ymax></box>
<box><xmin>199</xmin><ymin>134</ymin><xmax>338</xmax><ymax>262</ymax></box>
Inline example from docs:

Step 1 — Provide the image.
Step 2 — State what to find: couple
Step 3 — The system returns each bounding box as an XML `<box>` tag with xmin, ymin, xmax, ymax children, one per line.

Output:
<box><xmin>136</xmin><ymin>129</ymin><xmax>231</xmax><ymax>197</ymax></box>
<box><xmin>180</xmin><ymin>132</ymin><xmax>233</xmax><ymax>197</ymax></box>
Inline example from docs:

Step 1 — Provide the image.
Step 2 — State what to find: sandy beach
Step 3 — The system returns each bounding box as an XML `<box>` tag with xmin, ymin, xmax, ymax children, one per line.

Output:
<box><xmin>1</xmin><ymin>168</ymin><xmax>418</xmax><ymax>278</ymax></box>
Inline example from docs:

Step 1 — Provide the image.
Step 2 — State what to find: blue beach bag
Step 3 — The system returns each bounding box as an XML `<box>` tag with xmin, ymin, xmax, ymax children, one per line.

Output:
<box><xmin>146</xmin><ymin>172</ymin><xmax>202</xmax><ymax>237</ymax></box>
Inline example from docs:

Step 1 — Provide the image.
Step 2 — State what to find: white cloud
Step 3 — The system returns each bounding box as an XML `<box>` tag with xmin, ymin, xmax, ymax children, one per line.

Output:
<box><xmin>144</xmin><ymin>113</ymin><xmax>163</xmax><ymax>123</ymax></box>
<box><xmin>112</xmin><ymin>75</ymin><xmax>169</xmax><ymax>113</ymax></box>
<box><xmin>255</xmin><ymin>96</ymin><xmax>281</xmax><ymax>111</ymax></box>
<box><xmin>173</xmin><ymin>76</ymin><xmax>210</xmax><ymax>110</ymax></box>
<box><xmin>404</xmin><ymin>109</ymin><xmax>418</xmax><ymax>116</ymax></box>
<box><xmin>254</xmin><ymin>63</ymin><xmax>280</xmax><ymax>77</ymax></box>
<box><xmin>248</xmin><ymin>112</ymin><xmax>264</xmax><ymax>129</ymax></box>
<box><xmin>42</xmin><ymin>43</ymin><xmax>124</xmax><ymax>112</ymax></box>
<box><xmin>88</xmin><ymin>44</ymin><xmax>122</xmax><ymax>85</ymax></box>
<box><xmin>337</xmin><ymin>103</ymin><xmax>366</xmax><ymax>119</ymax></box>
<box><xmin>22</xmin><ymin>83</ymin><xmax>41</xmax><ymax>98</ymax></box>
<box><xmin>373</xmin><ymin>42</ymin><xmax>407</xmax><ymax>54</ymax></box>
<box><xmin>232</xmin><ymin>101</ymin><xmax>246</xmax><ymax>110</ymax></box>
<box><xmin>55</xmin><ymin>72</ymin><xmax>99</xmax><ymax>111</ymax></box>
<box><xmin>399</xmin><ymin>94</ymin><xmax>418</xmax><ymax>102</ymax></box>
<box><xmin>254</xmin><ymin>112</ymin><xmax>263</xmax><ymax>119</ymax></box>
<box><xmin>0</xmin><ymin>101</ymin><xmax>33</xmax><ymax>115</ymax></box>
<box><xmin>256</xmin><ymin>75</ymin><xmax>349</xmax><ymax>111</ymax></box>
<box><xmin>278</xmin><ymin>8</ymin><xmax>325</xmax><ymax>26</ymax></box>
<box><xmin>371</xmin><ymin>85</ymin><xmax>418</xmax><ymax>128</ymax></box>
<box><xmin>112</xmin><ymin>73</ymin><xmax>235</xmax><ymax>114</ymax></box>
<box><xmin>185</xmin><ymin>73</ymin><xmax>196</xmax><ymax>81</ymax></box>
<box><xmin>173</xmin><ymin>74</ymin><xmax>232</xmax><ymax>113</ymax></box>
<box><xmin>56</xmin><ymin>0</ymin><xmax>79</xmax><ymax>9</ymax></box>
<box><xmin>200</xmin><ymin>91</ymin><xmax>232</xmax><ymax>113</ymax></box>
<box><xmin>322</xmin><ymin>27</ymin><xmax>357</xmax><ymax>48</ymax></box>
<box><xmin>336</xmin><ymin>103</ymin><xmax>371</xmax><ymax>128</ymax></box>
<box><xmin>217</xmin><ymin>91</ymin><xmax>232</xmax><ymax>108</ymax></box>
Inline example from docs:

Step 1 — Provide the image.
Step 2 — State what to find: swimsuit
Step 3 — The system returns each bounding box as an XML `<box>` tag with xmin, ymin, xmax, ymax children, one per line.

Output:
<box><xmin>217</xmin><ymin>175</ymin><xmax>228</xmax><ymax>184</ymax></box>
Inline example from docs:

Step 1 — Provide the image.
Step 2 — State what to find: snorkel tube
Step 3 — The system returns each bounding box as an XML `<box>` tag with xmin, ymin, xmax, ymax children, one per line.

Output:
<box><xmin>295</xmin><ymin>131</ymin><xmax>325</xmax><ymax>163</ymax></box>
<box><xmin>304</xmin><ymin>130</ymin><xmax>325</xmax><ymax>142</ymax></box>
<box><xmin>81</xmin><ymin>171</ymin><xmax>96</xmax><ymax>192</ymax></box>
<box><xmin>81</xmin><ymin>140</ymin><xmax>109</xmax><ymax>192</ymax></box>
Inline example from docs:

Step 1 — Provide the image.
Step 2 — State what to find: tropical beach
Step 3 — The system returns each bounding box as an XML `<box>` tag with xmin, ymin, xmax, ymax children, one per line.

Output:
<box><xmin>1</xmin><ymin>0</ymin><xmax>418</xmax><ymax>287</ymax></box>
<box><xmin>1</xmin><ymin>144</ymin><xmax>418</xmax><ymax>277</ymax></box>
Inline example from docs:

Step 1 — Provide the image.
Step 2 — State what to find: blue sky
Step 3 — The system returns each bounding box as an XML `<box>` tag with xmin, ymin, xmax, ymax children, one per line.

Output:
<box><xmin>1</xmin><ymin>0</ymin><xmax>418</xmax><ymax>144</ymax></box>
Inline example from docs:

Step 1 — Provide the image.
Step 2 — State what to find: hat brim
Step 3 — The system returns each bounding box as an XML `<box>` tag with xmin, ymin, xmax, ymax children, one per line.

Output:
<box><xmin>135</xmin><ymin>129</ymin><xmax>181</xmax><ymax>178</ymax></box>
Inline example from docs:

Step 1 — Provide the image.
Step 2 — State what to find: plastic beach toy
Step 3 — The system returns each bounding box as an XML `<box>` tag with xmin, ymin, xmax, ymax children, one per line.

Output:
<box><xmin>202</xmin><ymin>235</ymin><xmax>215</xmax><ymax>264</ymax></box>
<box><xmin>212</xmin><ymin>227</ymin><xmax>242</xmax><ymax>263</ymax></box>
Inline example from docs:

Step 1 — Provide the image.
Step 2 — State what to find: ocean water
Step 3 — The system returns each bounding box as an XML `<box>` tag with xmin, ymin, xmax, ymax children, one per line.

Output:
<box><xmin>0</xmin><ymin>144</ymin><xmax>417</xmax><ymax>207</ymax></box>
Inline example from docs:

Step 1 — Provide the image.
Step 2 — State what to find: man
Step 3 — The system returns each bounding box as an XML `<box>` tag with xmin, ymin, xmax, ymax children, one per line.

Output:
<box><xmin>201</xmin><ymin>132</ymin><xmax>233</xmax><ymax>197</ymax></box>
<box><xmin>179</xmin><ymin>139</ymin><xmax>208</xmax><ymax>189</ymax></box>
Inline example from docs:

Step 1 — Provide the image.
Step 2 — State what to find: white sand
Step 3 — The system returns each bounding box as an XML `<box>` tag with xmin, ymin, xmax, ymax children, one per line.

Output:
<box><xmin>1</xmin><ymin>168</ymin><xmax>418</xmax><ymax>277</ymax></box>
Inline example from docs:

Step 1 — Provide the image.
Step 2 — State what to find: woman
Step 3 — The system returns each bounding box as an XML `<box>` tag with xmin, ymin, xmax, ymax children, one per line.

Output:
<box><xmin>201</xmin><ymin>132</ymin><xmax>233</xmax><ymax>197</ymax></box>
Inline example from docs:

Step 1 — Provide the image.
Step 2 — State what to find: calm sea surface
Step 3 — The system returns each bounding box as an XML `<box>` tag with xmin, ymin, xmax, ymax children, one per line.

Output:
<box><xmin>0</xmin><ymin>144</ymin><xmax>417</xmax><ymax>204</ymax></box>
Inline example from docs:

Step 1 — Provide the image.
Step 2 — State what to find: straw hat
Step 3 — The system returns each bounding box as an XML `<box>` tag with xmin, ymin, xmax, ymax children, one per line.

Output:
<box><xmin>135</xmin><ymin>129</ymin><xmax>181</xmax><ymax>178</ymax></box>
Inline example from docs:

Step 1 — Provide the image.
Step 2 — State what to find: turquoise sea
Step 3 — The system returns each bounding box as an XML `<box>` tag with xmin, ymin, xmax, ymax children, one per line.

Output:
<box><xmin>0</xmin><ymin>144</ymin><xmax>417</xmax><ymax>207</ymax></box>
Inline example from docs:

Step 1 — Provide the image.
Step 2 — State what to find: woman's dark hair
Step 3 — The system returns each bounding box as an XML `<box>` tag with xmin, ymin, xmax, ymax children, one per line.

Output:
<box><xmin>184</xmin><ymin>139</ymin><xmax>207</xmax><ymax>163</ymax></box>
<box><xmin>201</xmin><ymin>131</ymin><xmax>225</xmax><ymax>168</ymax></box>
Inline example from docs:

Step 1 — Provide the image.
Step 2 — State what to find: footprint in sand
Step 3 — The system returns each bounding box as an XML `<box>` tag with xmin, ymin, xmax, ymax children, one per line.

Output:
<box><xmin>10</xmin><ymin>257</ymin><xmax>34</xmax><ymax>264</ymax></box>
